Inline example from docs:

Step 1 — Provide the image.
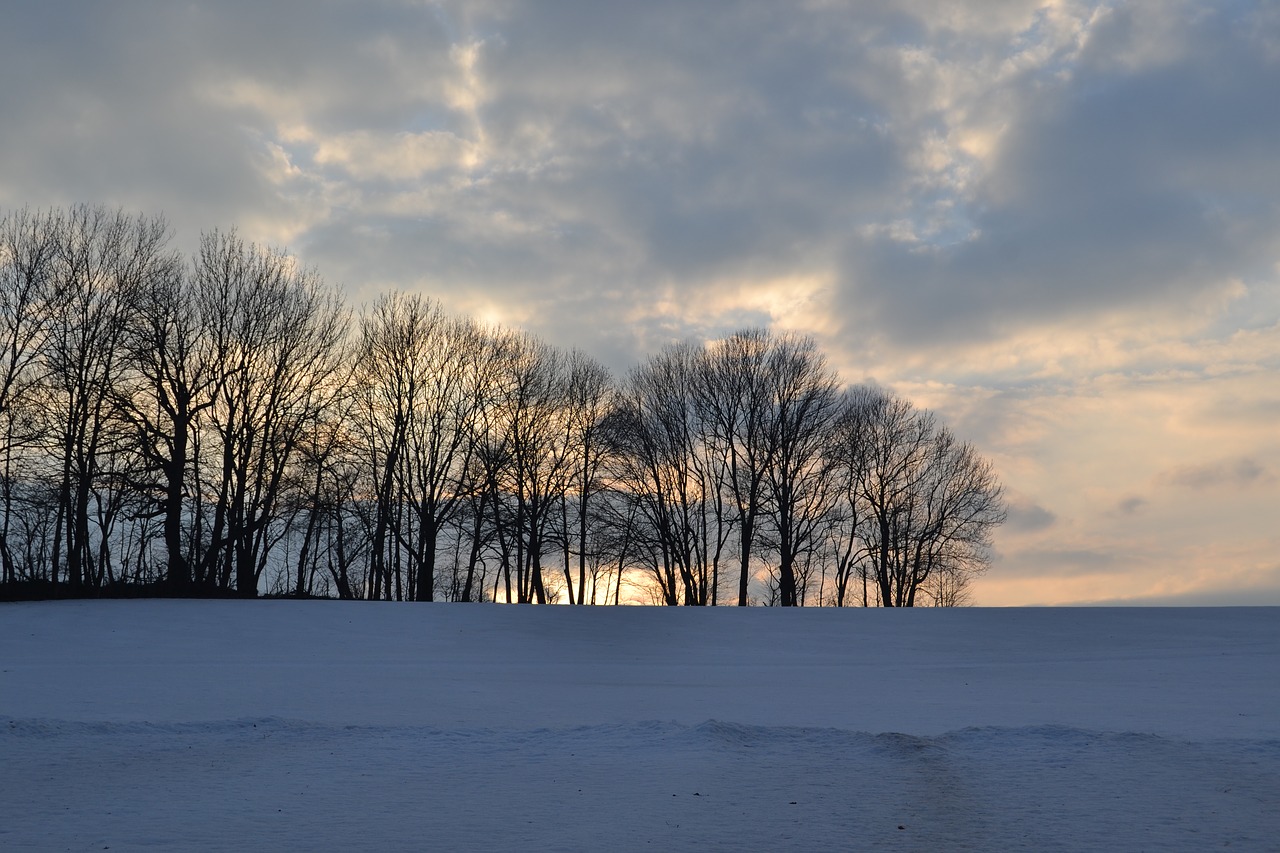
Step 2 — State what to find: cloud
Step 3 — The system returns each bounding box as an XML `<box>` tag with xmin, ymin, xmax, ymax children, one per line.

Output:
<box><xmin>1115</xmin><ymin>495</ymin><xmax>1147</xmax><ymax>516</ymax></box>
<box><xmin>1159</xmin><ymin>457</ymin><xmax>1269</xmax><ymax>491</ymax></box>
<box><xmin>1004</xmin><ymin>493</ymin><xmax>1057</xmax><ymax>533</ymax></box>
<box><xmin>994</xmin><ymin>546</ymin><xmax>1117</xmax><ymax>579</ymax></box>
<box><xmin>1088</xmin><ymin>581</ymin><xmax>1280</xmax><ymax>607</ymax></box>
<box><xmin>7</xmin><ymin>2</ymin><xmax>1272</xmax><ymax>368</ymax></box>
<box><xmin>837</xmin><ymin>1</ymin><xmax>1280</xmax><ymax>355</ymax></box>
<box><xmin>1062</xmin><ymin>556</ymin><xmax>1280</xmax><ymax>607</ymax></box>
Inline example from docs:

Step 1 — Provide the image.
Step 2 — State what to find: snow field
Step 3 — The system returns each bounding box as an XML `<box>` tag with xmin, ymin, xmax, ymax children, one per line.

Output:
<box><xmin>2</xmin><ymin>601</ymin><xmax>1278</xmax><ymax>851</ymax></box>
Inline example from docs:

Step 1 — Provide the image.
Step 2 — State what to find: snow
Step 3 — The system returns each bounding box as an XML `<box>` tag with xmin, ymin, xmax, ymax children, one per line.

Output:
<box><xmin>2</xmin><ymin>602</ymin><xmax>1278</xmax><ymax>850</ymax></box>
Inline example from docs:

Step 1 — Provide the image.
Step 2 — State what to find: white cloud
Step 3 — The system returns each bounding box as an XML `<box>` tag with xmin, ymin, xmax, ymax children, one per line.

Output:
<box><xmin>311</xmin><ymin>131</ymin><xmax>481</xmax><ymax>181</ymax></box>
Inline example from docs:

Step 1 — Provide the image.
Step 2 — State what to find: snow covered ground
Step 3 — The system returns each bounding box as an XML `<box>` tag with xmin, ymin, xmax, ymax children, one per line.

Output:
<box><xmin>2</xmin><ymin>602</ymin><xmax>1278</xmax><ymax>851</ymax></box>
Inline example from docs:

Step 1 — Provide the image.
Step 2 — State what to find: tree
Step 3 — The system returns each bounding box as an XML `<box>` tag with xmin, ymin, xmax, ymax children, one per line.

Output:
<box><xmin>195</xmin><ymin>231</ymin><xmax>348</xmax><ymax>597</ymax></box>
<box><xmin>830</xmin><ymin>389</ymin><xmax>1005</xmax><ymax>606</ymax></box>
<box><xmin>557</xmin><ymin>350</ymin><xmax>613</xmax><ymax>604</ymax></box>
<box><xmin>693</xmin><ymin>329</ymin><xmax>774</xmax><ymax>606</ymax></box>
<box><xmin>41</xmin><ymin>206</ymin><xmax>174</xmax><ymax>591</ymax></box>
<box><xmin>282</xmin><ymin>389</ymin><xmax>358</xmax><ymax>598</ymax></box>
<box><xmin>355</xmin><ymin>293</ymin><xmax>490</xmax><ymax>602</ymax></box>
<box><xmin>0</xmin><ymin>204</ymin><xmax>1009</xmax><ymax>606</ymax></box>
<box><xmin>115</xmin><ymin>238</ymin><xmax>238</xmax><ymax>590</ymax></box>
<box><xmin>607</xmin><ymin>343</ymin><xmax>721</xmax><ymax>605</ymax></box>
<box><xmin>825</xmin><ymin>386</ymin><xmax>878</xmax><ymax>607</ymax></box>
<box><xmin>0</xmin><ymin>208</ymin><xmax>61</xmax><ymax>584</ymax></box>
<box><xmin>455</xmin><ymin>327</ymin><xmax>518</xmax><ymax>603</ymax></box>
<box><xmin>491</xmin><ymin>334</ymin><xmax>573</xmax><ymax>603</ymax></box>
<box><xmin>759</xmin><ymin>334</ymin><xmax>841</xmax><ymax>606</ymax></box>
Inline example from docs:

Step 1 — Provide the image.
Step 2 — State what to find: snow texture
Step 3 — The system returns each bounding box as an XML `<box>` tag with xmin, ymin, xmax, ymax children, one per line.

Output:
<box><xmin>2</xmin><ymin>602</ymin><xmax>1278</xmax><ymax>851</ymax></box>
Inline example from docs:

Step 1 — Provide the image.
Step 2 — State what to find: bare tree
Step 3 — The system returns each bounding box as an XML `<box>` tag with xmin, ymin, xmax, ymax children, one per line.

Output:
<box><xmin>693</xmin><ymin>329</ymin><xmax>774</xmax><ymax>606</ymax></box>
<box><xmin>194</xmin><ymin>231</ymin><xmax>348</xmax><ymax>596</ymax></box>
<box><xmin>41</xmin><ymin>206</ymin><xmax>174</xmax><ymax>591</ymax></box>
<box><xmin>830</xmin><ymin>389</ymin><xmax>1005</xmax><ymax>606</ymax></box>
<box><xmin>283</xmin><ymin>391</ymin><xmax>359</xmax><ymax>598</ymax></box>
<box><xmin>457</xmin><ymin>326</ymin><xmax>519</xmax><ymax>603</ymax></box>
<box><xmin>606</xmin><ymin>343</ymin><xmax>721</xmax><ymax>605</ymax></box>
<box><xmin>490</xmin><ymin>333</ymin><xmax>573</xmax><ymax>603</ymax></box>
<box><xmin>355</xmin><ymin>293</ymin><xmax>490</xmax><ymax>601</ymax></box>
<box><xmin>1</xmin><ymin>205</ymin><xmax>1010</xmax><ymax>607</ymax></box>
<box><xmin>557</xmin><ymin>350</ymin><xmax>613</xmax><ymax>604</ymax></box>
<box><xmin>908</xmin><ymin>429</ymin><xmax>1004</xmax><ymax>606</ymax></box>
<box><xmin>0</xmin><ymin>208</ymin><xmax>62</xmax><ymax>584</ymax></box>
<box><xmin>760</xmin><ymin>334</ymin><xmax>841</xmax><ymax>606</ymax></box>
<box><xmin>825</xmin><ymin>387</ymin><xmax>878</xmax><ymax>606</ymax></box>
<box><xmin>114</xmin><ymin>239</ymin><xmax>239</xmax><ymax>590</ymax></box>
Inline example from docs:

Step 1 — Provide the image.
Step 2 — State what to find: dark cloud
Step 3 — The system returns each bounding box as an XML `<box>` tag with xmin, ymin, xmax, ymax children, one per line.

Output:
<box><xmin>837</xmin><ymin>2</ymin><xmax>1280</xmax><ymax>351</ymax></box>
<box><xmin>994</xmin><ymin>547</ymin><xmax>1117</xmax><ymax>579</ymax></box>
<box><xmin>1116</xmin><ymin>496</ymin><xmax>1148</xmax><ymax>516</ymax></box>
<box><xmin>276</xmin><ymin>0</ymin><xmax>917</xmax><ymax>366</ymax></box>
<box><xmin>8</xmin><ymin>2</ymin><xmax>1273</xmax><ymax>365</ymax></box>
<box><xmin>1004</xmin><ymin>494</ymin><xmax>1057</xmax><ymax>533</ymax></box>
<box><xmin>459</xmin><ymin>1</ymin><xmax>906</xmax><ymax>306</ymax></box>
<box><xmin>0</xmin><ymin>1</ymin><xmax>464</xmax><ymax>252</ymax></box>
<box><xmin>0</xmin><ymin>5</ymin><xmax>264</xmax><ymax>237</ymax></box>
<box><xmin>1160</xmin><ymin>457</ymin><xmax>1268</xmax><ymax>490</ymax></box>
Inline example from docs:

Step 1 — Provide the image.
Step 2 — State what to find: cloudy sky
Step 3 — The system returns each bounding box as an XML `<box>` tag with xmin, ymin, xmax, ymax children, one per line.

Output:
<box><xmin>2</xmin><ymin>1</ymin><xmax>1277</xmax><ymax>604</ymax></box>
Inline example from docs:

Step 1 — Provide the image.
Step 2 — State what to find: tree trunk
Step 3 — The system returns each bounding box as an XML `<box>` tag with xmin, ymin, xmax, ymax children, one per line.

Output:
<box><xmin>163</xmin><ymin>418</ymin><xmax>190</xmax><ymax>590</ymax></box>
<box><xmin>414</xmin><ymin>518</ymin><xmax>437</xmax><ymax>602</ymax></box>
<box><xmin>737</xmin><ymin>512</ymin><xmax>754</xmax><ymax>606</ymax></box>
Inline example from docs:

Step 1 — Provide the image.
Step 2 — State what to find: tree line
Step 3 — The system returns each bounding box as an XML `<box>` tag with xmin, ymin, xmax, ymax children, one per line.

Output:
<box><xmin>0</xmin><ymin>204</ymin><xmax>1005</xmax><ymax>606</ymax></box>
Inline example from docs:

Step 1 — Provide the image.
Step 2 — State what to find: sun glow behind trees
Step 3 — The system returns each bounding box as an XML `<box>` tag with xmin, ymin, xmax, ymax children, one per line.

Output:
<box><xmin>0</xmin><ymin>205</ymin><xmax>1005</xmax><ymax>605</ymax></box>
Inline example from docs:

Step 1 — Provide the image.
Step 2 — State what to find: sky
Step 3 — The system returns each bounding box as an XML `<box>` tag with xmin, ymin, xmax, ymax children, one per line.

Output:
<box><xmin>1</xmin><ymin>1</ymin><xmax>1276</xmax><ymax>605</ymax></box>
